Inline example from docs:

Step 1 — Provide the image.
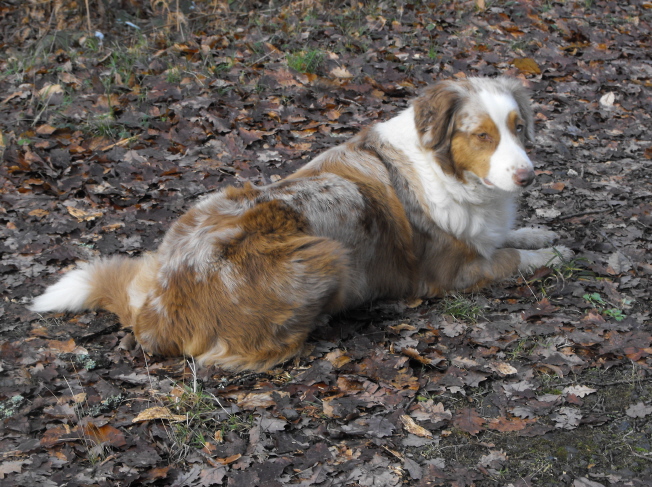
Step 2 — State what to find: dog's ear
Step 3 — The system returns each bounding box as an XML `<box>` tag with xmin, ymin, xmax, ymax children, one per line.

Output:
<box><xmin>413</xmin><ymin>80</ymin><xmax>464</xmax><ymax>152</ymax></box>
<box><xmin>500</xmin><ymin>77</ymin><xmax>535</xmax><ymax>143</ymax></box>
<box><xmin>413</xmin><ymin>80</ymin><xmax>465</xmax><ymax>175</ymax></box>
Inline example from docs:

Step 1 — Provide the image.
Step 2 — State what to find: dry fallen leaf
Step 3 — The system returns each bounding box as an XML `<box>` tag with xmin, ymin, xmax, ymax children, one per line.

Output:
<box><xmin>65</xmin><ymin>206</ymin><xmax>104</xmax><ymax>222</ymax></box>
<box><xmin>400</xmin><ymin>414</ymin><xmax>433</xmax><ymax>438</ymax></box>
<box><xmin>324</xmin><ymin>349</ymin><xmax>352</xmax><ymax>368</ymax></box>
<box><xmin>485</xmin><ymin>416</ymin><xmax>531</xmax><ymax>432</ymax></box>
<box><xmin>401</xmin><ymin>347</ymin><xmax>432</xmax><ymax>365</ymax></box>
<box><xmin>132</xmin><ymin>406</ymin><xmax>187</xmax><ymax>423</ymax></box>
<box><xmin>512</xmin><ymin>58</ymin><xmax>541</xmax><ymax>75</ymax></box>
<box><xmin>28</xmin><ymin>209</ymin><xmax>49</xmax><ymax>218</ymax></box>
<box><xmin>216</xmin><ymin>454</ymin><xmax>242</xmax><ymax>465</ymax></box>
<box><xmin>599</xmin><ymin>92</ymin><xmax>616</xmax><ymax>107</ymax></box>
<box><xmin>38</xmin><ymin>83</ymin><xmax>64</xmax><ymax>99</ymax></box>
<box><xmin>607</xmin><ymin>251</ymin><xmax>632</xmax><ymax>275</ymax></box>
<box><xmin>0</xmin><ymin>460</ymin><xmax>28</xmax><ymax>479</ymax></box>
<box><xmin>478</xmin><ymin>450</ymin><xmax>507</xmax><ymax>468</ymax></box>
<box><xmin>625</xmin><ymin>402</ymin><xmax>652</xmax><ymax>418</ymax></box>
<box><xmin>230</xmin><ymin>391</ymin><xmax>290</xmax><ymax>410</ymax></box>
<box><xmin>489</xmin><ymin>362</ymin><xmax>518</xmax><ymax>377</ymax></box>
<box><xmin>410</xmin><ymin>400</ymin><xmax>452</xmax><ymax>422</ymax></box>
<box><xmin>82</xmin><ymin>423</ymin><xmax>127</xmax><ymax>448</ymax></box>
<box><xmin>453</xmin><ymin>408</ymin><xmax>484</xmax><ymax>435</ymax></box>
<box><xmin>551</xmin><ymin>407</ymin><xmax>582</xmax><ymax>430</ymax></box>
<box><xmin>330</xmin><ymin>66</ymin><xmax>353</xmax><ymax>78</ymax></box>
<box><xmin>562</xmin><ymin>385</ymin><xmax>597</xmax><ymax>398</ymax></box>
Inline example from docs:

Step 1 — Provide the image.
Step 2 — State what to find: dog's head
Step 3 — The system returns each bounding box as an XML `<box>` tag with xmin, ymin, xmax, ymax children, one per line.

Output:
<box><xmin>413</xmin><ymin>77</ymin><xmax>535</xmax><ymax>192</ymax></box>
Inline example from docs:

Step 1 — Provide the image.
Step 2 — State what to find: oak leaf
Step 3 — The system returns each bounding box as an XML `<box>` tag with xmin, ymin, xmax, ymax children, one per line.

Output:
<box><xmin>453</xmin><ymin>408</ymin><xmax>484</xmax><ymax>435</ymax></box>
<box><xmin>625</xmin><ymin>402</ymin><xmax>652</xmax><ymax>418</ymax></box>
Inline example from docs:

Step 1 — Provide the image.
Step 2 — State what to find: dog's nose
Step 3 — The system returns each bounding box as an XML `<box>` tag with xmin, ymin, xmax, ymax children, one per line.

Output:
<box><xmin>513</xmin><ymin>168</ymin><xmax>535</xmax><ymax>187</ymax></box>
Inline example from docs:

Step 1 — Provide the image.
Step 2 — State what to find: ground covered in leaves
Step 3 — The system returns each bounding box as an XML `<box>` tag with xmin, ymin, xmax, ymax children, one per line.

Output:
<box><xmin>1</xmin><ymin>1</ymin><xmax>652</xmax><ymax>486</ymax></box>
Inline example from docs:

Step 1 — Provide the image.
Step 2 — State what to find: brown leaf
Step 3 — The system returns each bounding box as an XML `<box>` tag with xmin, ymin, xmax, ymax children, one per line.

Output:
<box><xmin>41</xmin><ymin>425</ymin><xmax>73</xmax><ymax>448</ymax></box>
<box><xmin>47</xmin><ymin>338</ymin><xmax>77</xmax><ymax>353</ymax></box>
<box><xmin>400</xmin><ymin>414</ymin><xmax>433</xmax><ymax>438</ymax></box>
<box><xmin>238</xmin><ymin>127</ymin><xmax>271</xmax><ymax>145</ymax></box>
<box><xmin>330</xmin><ymin>66</ymin><xmax>353</xmax><ymax>78</ymax></box>
<box><xmin>489</xmin><ymin>362</ymin><xmax>518</xmax><ymax>377</ymax></box>
<box><xmin>132</xmin><ymin>406</ymin><xmax>187</xmax><ymax>423</ymax></box>
<box><xmin>512</xmin><ymin>58</ymin><xmax>541</xmax><ymax>75</ymax></box>
<box><xmin>410</xmin><ymin>400</ymin><xmax>452</xmax><ymax>423</ymax></box>
<box><xmin>83</xmin><ymin>423</ymin><xmax>126</xmax><ymax>448</ymax></box>
<box><xmin>232</xmin><ymin>391</ymin><xmax>290</xmax><ymax>410</ymax></box>
<box><xmin>336</xmin><ymin>377</ymin><xmax>364</xmax><ymax>393</ymax></box>
<box><xmin>453</xmin><ymin>408</ymin><xmax>484</xmax><ymax>435</ymax></box>
<box><xmin>216</xmin><ymin>454</ymin><xmax>242</xmax><ymax>465</ymax></box>
<box><xmin>485</xmin><ymin>416</ymin><xmax>531</xmax><ymax>432</ymax></box>
<box><xmin>143</xmin><ymin>466</ymin><xmax>171</xmax><ymax>481</ymax></box>
<box><xmin>36</xmin><ymin>124</ymin><xmax>57</xmax><ymax>135</ymax></box>
<box><xmin>521</xmin><ymin>298</ymin><xmax>558</xmax><ymax>321</ymax></box>
<box><xmin>401</xmin><ymin>347</ymin><xmax>432</xmax><ymax>365</ymax></box>
<box><xmin>324</xmin><ymin>349</ymin><xmax>351</xmax><ymax>368</ymax></box>
<box><xmin>38</xmin><ymin>83</ymin><xmax>64</xmax><ymax>99</ymax></box>
<box><xmin>28</xmin><ymin>209</ymin><xmax>49</xmax><ymax>218</ymax></box>
<box><xmin>66</xmin><ymin>206</ymin><xmax>103</xmax><ymax>222</ymax></box>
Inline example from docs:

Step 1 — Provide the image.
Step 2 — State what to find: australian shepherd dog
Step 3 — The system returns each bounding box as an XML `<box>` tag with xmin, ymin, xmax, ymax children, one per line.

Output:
<box><xmin>31</xmin><ymin>77</ymin><xmax>572</xmax><ymax>372</ymax></box>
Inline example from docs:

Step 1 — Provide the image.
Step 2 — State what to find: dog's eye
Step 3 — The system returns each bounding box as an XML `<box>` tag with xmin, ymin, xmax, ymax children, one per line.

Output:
<box><xmin>477</xmin><ymin>133</ymin><xmax>491</xmax><ymax>141</ymax></box>
<box><xmin>516</xmin><ymin>124</ymin><xmax>524</xmax><ymax>133</ymax></box>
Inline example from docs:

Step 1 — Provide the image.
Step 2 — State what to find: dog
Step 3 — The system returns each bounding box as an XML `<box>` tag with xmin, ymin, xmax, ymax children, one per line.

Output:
<box><xmin>31</xmin><ymin>76</ymin><xmax>572</xmax><ymax>372</ymax></box>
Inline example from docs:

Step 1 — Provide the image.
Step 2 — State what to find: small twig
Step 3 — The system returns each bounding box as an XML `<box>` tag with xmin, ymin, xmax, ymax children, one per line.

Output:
<box><xmin>339</xmin><ymin>97</ymin><xmax>363</xmax><ymax>107</ymax></box>
<box><xmin>84</xmin><ymin>0</ymin><xmax>92</xmax><ymax>33</ymax></box>
<box><xmin>630</xmin><ymin>451</ymin><xmax>652</xmax><ymax>463</ymax></box>
<box><xmin>176</xmin><ymin>0</ymin><xmax>180</xmax><ymax>34</ymax></box>
<box><xmin>195</xmin><ymin>448</ymin><xmax>222</xmax><ymax>467</ymax></box>
<box><xmin>31</xmin><ymin>92</ymin><xmax>56</xmax><ymax>126</ymax></box>
<box><xmin>100</xmin><ymin>135</ymin><xmax>139</xmax><ymax>152</ymax></box>
<box><xmin>555</xmin><ymin>208</ymin><xmax>613</xmax><ymax>221</ymax></box>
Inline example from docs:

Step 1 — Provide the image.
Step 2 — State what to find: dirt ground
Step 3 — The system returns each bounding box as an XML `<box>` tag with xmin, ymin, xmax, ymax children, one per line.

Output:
<box><xmin>1</xmin><ymin>1</ymin><xmax>651</xmax><ymax>486</ymax></box>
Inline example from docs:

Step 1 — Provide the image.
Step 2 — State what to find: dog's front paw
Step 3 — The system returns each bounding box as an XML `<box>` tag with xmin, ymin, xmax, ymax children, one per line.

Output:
<box><xmin>518</xmin><ymin>246</ymin><xmax>574</xmax><ymax>271</ymax></box>
<box><xmin>506</xmin><ymin>227</ymin><xmax>559</xmax><ymax>249</ymax></box>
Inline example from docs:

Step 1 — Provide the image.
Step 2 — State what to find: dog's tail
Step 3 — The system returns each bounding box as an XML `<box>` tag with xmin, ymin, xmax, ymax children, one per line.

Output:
<box><xmin>30</xmin><ymin>256</ymin><xmax>150</xmax><ymax>327</ymax></box>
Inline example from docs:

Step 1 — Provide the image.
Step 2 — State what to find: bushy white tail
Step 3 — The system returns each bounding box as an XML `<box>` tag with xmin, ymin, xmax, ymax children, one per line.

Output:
<box><xmin>30</xmin><ymin>263</ymin><xmax>95</xmax><ymax>313</ymax></box>
<box><xmin>30</xmin><ymin>256</ymin><xmax>145</xmax><ymax>328</ymax></box>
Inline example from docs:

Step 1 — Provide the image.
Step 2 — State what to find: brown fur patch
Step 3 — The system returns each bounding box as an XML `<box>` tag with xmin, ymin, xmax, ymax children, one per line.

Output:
<box><xmin>131</xmin><ymin>198</ymin><xmax>351</xmax><ymax>371</ymax></box>
<box><xmin>450</xmin><ymin>114</ymin><xmax>499</xmax><ymax>182</ymax></box>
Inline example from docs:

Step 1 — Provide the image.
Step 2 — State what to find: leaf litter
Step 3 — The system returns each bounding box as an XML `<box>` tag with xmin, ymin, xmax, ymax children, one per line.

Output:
<box><xmin>1</xmin><ymin>0</ymin><xmax>652</xmax><ymax>485</ymax></box>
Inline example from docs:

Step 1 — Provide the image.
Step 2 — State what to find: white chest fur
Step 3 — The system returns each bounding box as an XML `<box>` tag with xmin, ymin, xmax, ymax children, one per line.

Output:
<box><xmin>375</xmin><ymin>107</ymin><xmax>517</xmax><ymax>258</ymax></box>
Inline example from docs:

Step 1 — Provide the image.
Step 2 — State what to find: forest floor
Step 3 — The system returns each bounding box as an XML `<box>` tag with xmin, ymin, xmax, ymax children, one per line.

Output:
<box><xmin>1</xmin><ymin>1</ymin><xmax>651</xmax><ymax>486</ymax></box>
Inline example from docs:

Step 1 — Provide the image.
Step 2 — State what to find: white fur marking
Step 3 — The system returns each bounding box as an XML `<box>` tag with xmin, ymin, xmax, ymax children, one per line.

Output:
<box><xmin>479</xmin><ymin>91</ymin><xmax>533</xmax><ymax>192</ymax></box>
<box><xmin>518</xmin><ymin>246</ymin><xmax>573</xmax><ymax>271</ymax></box>
<box><xmin>505</xmin><ymin>228</ymin><xmax>558</xmax><ymax>249</ymax></box>
<box><xmin>30</xmin><ymin>265</ymin><xmax>93</xmax><ymax>313</ymax></box>
<box><xmin>375</xmin><ymin>107</ymin><xmax>516</xmax><ymax>257</ymax></box>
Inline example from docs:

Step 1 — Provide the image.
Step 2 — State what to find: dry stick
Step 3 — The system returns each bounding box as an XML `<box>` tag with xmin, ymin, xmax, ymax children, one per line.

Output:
<box><xmin>176</xmin><ymin>0</ymin><xmax>180</xmax><ymax>34</ymax></box>
<box><xmin>555</xmin><ymin>207</ymin><xmax>614</xmax><ymax>221</ymax></box>
<box><xmin>84</xmin><ymin>0</ymin><xmax>92</xmax><ymax>33</ymax></box>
